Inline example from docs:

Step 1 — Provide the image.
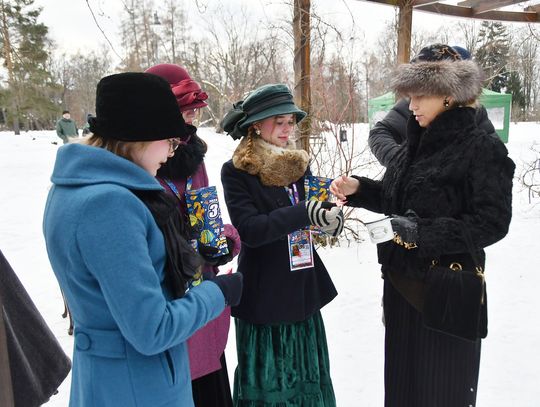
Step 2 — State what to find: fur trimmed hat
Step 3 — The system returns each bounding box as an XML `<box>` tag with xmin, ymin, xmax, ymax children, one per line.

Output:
<box><xmin>88</xmin><ymin>72</ymin><xmax>189</xmax><ymax>142</ymax></box>
<box><xmin>392</xmin><ymin>44</ymin><xmax>484</xmax><ymax>104</ymax></box>
<box><xmin>145</xmin><ymin>63</ymin><xmax>208</xmax><ymax>112</ymax></box>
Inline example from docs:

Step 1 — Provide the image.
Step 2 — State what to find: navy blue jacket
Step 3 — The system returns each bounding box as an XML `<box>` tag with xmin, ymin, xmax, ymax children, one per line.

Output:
<box><xmin>221</xmin><ymin>160</ymin><xmax>337</xmax><ymax>324</ymax></box>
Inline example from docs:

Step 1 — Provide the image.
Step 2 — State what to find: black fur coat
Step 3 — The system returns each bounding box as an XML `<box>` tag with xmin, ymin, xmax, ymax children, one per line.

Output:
<box><xmin>349</xmin><ymin>107</ymin><xmax>515</xmax><ymax>280</ymax></box>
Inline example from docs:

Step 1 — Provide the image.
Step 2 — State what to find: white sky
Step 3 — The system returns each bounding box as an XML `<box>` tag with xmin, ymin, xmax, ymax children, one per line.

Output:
<box><xmin>33</xmin><ymin>0</ymin><xmax>475</xmax><ymax>57</ymax></box>
<box><xmin>35</xmin><ymin>0</ymin><xmax>536</xmax><ymax>65</ymax></box>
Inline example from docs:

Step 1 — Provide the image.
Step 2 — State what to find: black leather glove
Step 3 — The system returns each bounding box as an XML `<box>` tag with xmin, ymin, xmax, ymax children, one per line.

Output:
<box><xmin>198</xmin><ymin>237</ymin><xmax>235</xmax><ymax>266</ymax></box>
<box><xmin>305</xmin><ymin>200</ymin><xmax>344</xmax><ymax>237</ymax></box>
<box><xmin>211</xmin><ymin>273</ymin><xmax>243</xmax><ymax>306</ymax></box>
<box><xmin>390</xmin><ymin>210</ymin><xmax>418</xmax><ymax>249</ymax></box>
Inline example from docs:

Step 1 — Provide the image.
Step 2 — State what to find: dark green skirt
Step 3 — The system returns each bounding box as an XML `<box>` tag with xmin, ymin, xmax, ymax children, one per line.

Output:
<box><xmin>233</xmin><ymin>312</ymin><xmax>336</xmax><ymax>406</ymax></box>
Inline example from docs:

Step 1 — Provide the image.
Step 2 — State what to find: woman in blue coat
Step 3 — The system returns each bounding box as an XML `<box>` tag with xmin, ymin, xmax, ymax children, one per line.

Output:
<box><xmin>220</xmin><ymin>84</ymin><xmax>343</xmax><ymax>406</ymax></box>
<box><xmin>43</xmin><ymin>72</ymin><xmax>243</xmax><ymax>407</ymax></box>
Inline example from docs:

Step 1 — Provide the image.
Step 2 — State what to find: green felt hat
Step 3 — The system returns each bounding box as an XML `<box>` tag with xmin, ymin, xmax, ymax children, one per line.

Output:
<box><xmin>221</xmin><ymin>84</ymin><xmax>306</xmax><ymax>140</ymax></box>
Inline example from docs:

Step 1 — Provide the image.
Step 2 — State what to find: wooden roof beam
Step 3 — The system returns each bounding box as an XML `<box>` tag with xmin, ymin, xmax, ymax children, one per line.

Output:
<box><xmin>457</xmin><ymin>0</ymin><xmax>530</xmax><ymax>15</ymax></box>
<box><xmin>468</xmin><ymin>0</ymin><xmax>530</xmax><ymax>15</ymax></box>
<box><xmin>357</xmin><ymin>0</ymin><xmax>400</xmax><ymax>5</ymax></box>
<box><xmin>475</xmin><ymin>9</ymin><xmax>540</xmax><ymax>21</ymax></box>
<box><xmin>411</xmin><ymin>0</ymin><xmax>441</xmax><ymax>6</ymax></box>
<box><xmin>457</xmin><ymin>0</ymin><xmax>482</xmax><ymax>6</ymax></box>
<box><xmin>415</xmin><ymin>3</ymin><xmax>473</xmax><ymax>17</ymax></box>
<box><xmin>525</xmin><ymin>4</ymin><xmax>540</xmax><ymax>13</ymax></box>
<box><xmin>415</xmin><ymin>3</ymin><xmax>540</xmax><ymax>22</ymax></box>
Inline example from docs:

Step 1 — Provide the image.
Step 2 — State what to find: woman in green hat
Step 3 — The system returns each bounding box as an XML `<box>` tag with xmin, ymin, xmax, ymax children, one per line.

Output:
<box><xmin>221</xmin><ymin>83</ymin><xmax>342</xmax><ymax>406</ymax></box>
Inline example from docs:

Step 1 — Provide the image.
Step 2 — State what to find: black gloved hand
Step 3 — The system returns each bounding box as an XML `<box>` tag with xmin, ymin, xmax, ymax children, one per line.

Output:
<box><xmin>390</xmin><ymin>210</ymin><xmax>418</xmax><ymax>249</ymax></box>
<box><xmin>211</xmin><ymin>273</ymin><xmax>243</xmax><ymax>306</ymax></box>
<box><xmin>305</xmin><ymin>200</ymin><xmax>344</xmax><ymax>237</ymax></box>
<box><xmin>198</xmin><ymin>237</ymin><xmax>235</xmax><ymax>266</ymax></box>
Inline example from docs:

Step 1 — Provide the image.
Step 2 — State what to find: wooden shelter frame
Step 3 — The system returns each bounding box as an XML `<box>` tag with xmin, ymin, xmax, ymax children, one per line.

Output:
<box><xmin>362</xmin><ymin>1</ymin><xmax>540</xmax><ymax>63</ymax></box>
<box><xmin>293</xmin><ymin>0</ymin><xmax>540</xmax><ymax>149</ymax></box>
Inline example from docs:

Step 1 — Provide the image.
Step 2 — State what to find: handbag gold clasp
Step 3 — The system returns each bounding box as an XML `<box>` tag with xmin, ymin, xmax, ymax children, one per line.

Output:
<box><xmin>449</xmin><ymin>262</ymin><xmax>463</xmax><ymax>271</ymax></box>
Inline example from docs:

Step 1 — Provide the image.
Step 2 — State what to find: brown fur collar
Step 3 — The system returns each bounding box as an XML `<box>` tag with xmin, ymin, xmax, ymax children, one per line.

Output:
<box><xmin>232</xmin><ymin>136</ymin><xmax>309</xmax><ymax>186</ymax></box>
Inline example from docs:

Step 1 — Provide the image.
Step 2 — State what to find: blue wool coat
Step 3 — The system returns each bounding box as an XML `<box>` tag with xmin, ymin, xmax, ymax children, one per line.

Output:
<box><xmin>43</xmin><ymin>144</ymin><xmax>226</xmax><ymax>407</ymax></box>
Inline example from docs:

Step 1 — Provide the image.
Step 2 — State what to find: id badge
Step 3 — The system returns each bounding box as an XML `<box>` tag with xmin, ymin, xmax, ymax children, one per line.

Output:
<box><xmin>288</xmin><ymin>230</ymin><xmax>315</xmax><ymax>271</ymax></box>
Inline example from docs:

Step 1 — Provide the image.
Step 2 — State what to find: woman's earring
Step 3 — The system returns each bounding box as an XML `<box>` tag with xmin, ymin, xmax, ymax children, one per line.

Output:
<box><xmin>443</xmin><ymin>98</ymin><xmax>450</xmax><ymax>108</ymax></box>
<box><xmin>255</xmin><ymin>128</ymin><xmax>261</xmax><ymax>136</ymax></box>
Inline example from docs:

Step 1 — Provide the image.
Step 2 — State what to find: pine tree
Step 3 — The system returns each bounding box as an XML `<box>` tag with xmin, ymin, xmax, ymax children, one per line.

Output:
<box><xmin>475</xmin><ymin>21</ymin><xmax>510</xmax><ymax>93</ymax></box>
<box><xmin>507</xmin><ymin>71</ymin><xmax>525</xmax><ymax>117</ymax></box>
<box><xmin>0</xmin><ymin>0</ymin><xmax>52</xmax><ymax>133</ymax></box>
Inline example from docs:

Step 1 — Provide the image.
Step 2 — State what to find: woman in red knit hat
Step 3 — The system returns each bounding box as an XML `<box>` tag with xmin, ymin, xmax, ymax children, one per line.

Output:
<box><xmin>145</xmin><ymin>63</ymin><xmax>239</xmax><ymax>407</ymax></box>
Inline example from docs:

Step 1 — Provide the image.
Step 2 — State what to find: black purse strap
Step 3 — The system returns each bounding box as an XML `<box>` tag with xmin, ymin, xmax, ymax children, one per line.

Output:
<box><xmin>460</xmin><ymin>225</ymin><xmax>484</xmax><ymax>273</ymax></box>
<box><xmin>431</xmin><ymin>224</ymin><xmax>484</xmax><ymax>275</ymax></box>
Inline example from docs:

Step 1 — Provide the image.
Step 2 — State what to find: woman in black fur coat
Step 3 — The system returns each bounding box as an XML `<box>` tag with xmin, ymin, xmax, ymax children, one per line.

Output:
<box><xmin>331</xmin><ymin>44</ymin><xmax>515</xmax><ymax>407</ymax></box>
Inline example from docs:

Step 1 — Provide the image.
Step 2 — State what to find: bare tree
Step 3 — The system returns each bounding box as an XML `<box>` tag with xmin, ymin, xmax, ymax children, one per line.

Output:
<box><xmin>157</xmin><ymin>0</ymin><xmax>189</xmax><ymax>64</ymax></box>
<box><xmin>119</xmin><ymin>0</ymin><xmax>158</xmax><ymax>70</ymax></box>
<box><xmin>50</xmin><ymin>47</ymin><xmax>112</xmax><ymax>125</ymax></box>
<box><xmin>519</xmin><ymin>144</ymin><xmax>540</xmax><ymax>204</ymax></box>
<box><xmin>456</xmin><ymin>20</ymin><xmax>480</xmax><ymax>56</ymax></box>
<box><xmin>519</xmin><ymin>27</ymin><xmax>540</xmax><ymax>115</ymax></box>
<box><xmin>190</xmin><ymin>4</ymin><xmax>287</xmax><ymax>129</ymax></box>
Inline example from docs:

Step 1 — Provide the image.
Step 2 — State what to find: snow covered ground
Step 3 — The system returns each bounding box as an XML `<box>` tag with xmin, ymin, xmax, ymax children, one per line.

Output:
<box><xmin>0</xmin><ymin>124</ymin><xmax>538</xmax><ymax>406</ymax></box>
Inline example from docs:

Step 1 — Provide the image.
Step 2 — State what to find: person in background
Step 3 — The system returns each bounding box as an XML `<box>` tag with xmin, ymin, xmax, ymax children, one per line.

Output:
<box><xmin>331</xmin><ymin>44</ymin><xmax>514</xmax><ymax>407</ymax></box>
<box><xmin>221</xmin><ymin>83</ymin><xmax>344</xmax><ymax>406</ymax></box>
<box><xmin>145</xmin><ymin>63</ymin><xmax>240</xmax><ymax>407</ymax></box>
<box><xmin>43</xmin><ymin>72</ymin><xmax>243</xmax><ymax>407</ymax></box>
<box><xmin>81</xmin><ymin>113</ymin><xmax>93</xmax><ymax>136</ymax></box>
<box><xmin>368</xmin><ymin>45</ymin><xmax>498</xmax><ymax>167</ymax></box>
<box><xmin>55</xmin><ymin>110</ymin><xmax>78</xmax><ymax>144</ymax></box>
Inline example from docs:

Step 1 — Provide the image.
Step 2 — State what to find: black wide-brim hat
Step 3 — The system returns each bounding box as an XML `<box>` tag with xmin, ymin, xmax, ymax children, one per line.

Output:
<box><xmin>221</xmin><ymin>84</ymin><xmax>306</xmax><ymax>140</ymax></box>
<box><xmin>88</xmin><ymin>72</ymin><xmax>189</xmax><ymax>141</ymax></box>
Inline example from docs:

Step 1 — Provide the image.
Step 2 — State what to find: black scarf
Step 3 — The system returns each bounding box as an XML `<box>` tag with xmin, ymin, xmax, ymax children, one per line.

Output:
<box><xmin>132</xmin><ymin>189</ymin><xmax>202</xmax><ymax>298</ymax></box>
<box><xmin>156</xmin><ymin>132</ymin><xmax>207</xmax><ymax>180</ymax></box>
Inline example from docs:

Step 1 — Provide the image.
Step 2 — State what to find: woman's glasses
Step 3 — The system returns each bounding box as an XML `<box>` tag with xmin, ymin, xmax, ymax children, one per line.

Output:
<box><xmin>168</xmin><ymin>138</ymin><xmax>182</xmax><ymax>152</ymax></box>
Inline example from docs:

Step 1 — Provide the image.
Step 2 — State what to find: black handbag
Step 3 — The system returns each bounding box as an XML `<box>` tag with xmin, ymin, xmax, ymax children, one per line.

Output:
<box><xmin>423</xmin><ymin>227</ymin><xmax>487</xmax><ymax>342</ymax></box>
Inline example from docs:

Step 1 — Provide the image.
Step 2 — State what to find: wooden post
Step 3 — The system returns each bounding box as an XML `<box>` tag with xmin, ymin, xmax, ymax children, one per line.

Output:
<box><xmin>396</xmin><ymin>0</ymin><xmax>413</xmax><ymax>64</ymax></box>
<box><xmin>293</xmin><ymin>0</ymin><xmax>311</xmax><ymax>153</ymax></box>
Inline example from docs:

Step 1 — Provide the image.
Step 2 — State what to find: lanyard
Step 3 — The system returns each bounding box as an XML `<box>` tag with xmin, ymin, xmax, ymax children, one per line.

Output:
<box><xmin>285</xmin><ymin>183</ymin><xmax>300</xmax><ymax>205</ymax></box>
<box><xmin>162</xmin><ymin>178</ymin><xmax>182</xmax><ymax>201</ymax></box>
<box><xmin>162</xmin><ymin>176</ymin><xmax>194</xmax><ymax>203</ymax></box>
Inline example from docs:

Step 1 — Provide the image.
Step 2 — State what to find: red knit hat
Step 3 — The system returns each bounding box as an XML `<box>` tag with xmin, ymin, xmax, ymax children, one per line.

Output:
<box><xmin>145</xmin><ymin>63</ymin><xmax>208</xmax><ymax>112</ymax></box>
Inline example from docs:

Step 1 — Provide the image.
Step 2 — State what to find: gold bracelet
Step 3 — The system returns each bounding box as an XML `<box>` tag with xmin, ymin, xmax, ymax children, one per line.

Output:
<box><xmin>392</xmin><ymin>232</ymin><xmax>418</xmax><ymax>250</ymax></box>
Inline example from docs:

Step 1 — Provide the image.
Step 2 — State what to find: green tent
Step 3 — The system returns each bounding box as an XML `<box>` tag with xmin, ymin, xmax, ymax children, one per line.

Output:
<box><xmin>367</xmin><ymin>89</ymin><xmax>512</xmax><ymax>143</ymax></box>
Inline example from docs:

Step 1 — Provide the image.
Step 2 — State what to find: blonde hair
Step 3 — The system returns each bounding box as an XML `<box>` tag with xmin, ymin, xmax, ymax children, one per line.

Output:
<box><xmin>235</xmin><ymin>127</ymin><xmax>257</xmax><ymax>170</ymax></box>
<box><xmin>81</xmin><ymin>134</ymin><xmax>150</xmax><ymax>161</ymax></box>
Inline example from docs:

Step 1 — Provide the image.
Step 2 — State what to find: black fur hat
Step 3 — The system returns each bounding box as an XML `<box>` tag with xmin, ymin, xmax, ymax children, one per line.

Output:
<box><xmin>392</xmin><ymin>44</ymin><xmax>484</xmax><ymax>104</ymax></box>
<box><xmin>88</xmin><ymin>72</ymin><xmax>189</xmax><ymax>141</ymax></box>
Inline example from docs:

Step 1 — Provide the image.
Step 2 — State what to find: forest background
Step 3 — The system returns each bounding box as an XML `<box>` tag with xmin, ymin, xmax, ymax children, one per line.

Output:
<box><xmin>2</xmin><ymin>0</ymin><xmax>540</xmax><ymax>135</ymax></box>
